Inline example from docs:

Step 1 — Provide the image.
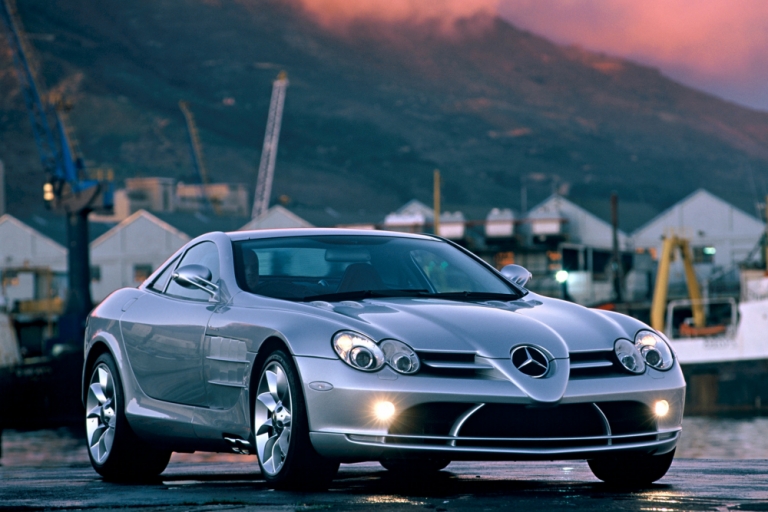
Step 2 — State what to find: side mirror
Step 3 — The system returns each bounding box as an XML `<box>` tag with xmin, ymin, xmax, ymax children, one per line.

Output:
<box><xmin>500</xmin><ymin>264</ymin><xmax>532</xmax><ymax>288</ymax></box>
<box><xmin>172</xmin><ymin>264</ymin><xmax>219</xmax><ymax>299</ymax></box>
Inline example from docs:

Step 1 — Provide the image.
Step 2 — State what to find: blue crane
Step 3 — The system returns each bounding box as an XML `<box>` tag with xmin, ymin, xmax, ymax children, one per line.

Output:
<box><xmin>1</xmin><ymin>0</ymin><xmax>113</xmax><ymax>344</ymax></box>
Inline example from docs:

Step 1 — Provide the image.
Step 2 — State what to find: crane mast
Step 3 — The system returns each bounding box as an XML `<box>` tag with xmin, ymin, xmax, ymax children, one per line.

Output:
<box><xmin>1</xmin><ymin>0</ymin><xmax>112</xmax><ymax>344</ymax></box>
<box><xmin>252</xmin><ymin>71</ymin><xmax>288</xmax><ymax>219</ymax></box>
<box><xmin>179</xmin><ymin>100</ymin><xmax>213</xmax><ymax>212</ymax></box>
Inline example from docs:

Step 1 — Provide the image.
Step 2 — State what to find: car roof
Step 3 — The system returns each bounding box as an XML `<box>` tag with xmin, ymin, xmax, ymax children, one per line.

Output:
<box><xmin>226</xmin><ymin>228</ymin><xmax>440</xmax><ymax>242</ymax></box>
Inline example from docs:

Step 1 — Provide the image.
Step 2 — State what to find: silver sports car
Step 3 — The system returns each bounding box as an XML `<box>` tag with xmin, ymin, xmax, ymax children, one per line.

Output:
<box><xmin>82</xmin><ymin>229</ymin><xmax>684</xmax><ymax>488</ymax></box>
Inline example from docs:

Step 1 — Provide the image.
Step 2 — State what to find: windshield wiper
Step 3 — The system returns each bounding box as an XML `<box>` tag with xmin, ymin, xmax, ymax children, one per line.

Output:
<box><xmin>418</xmin><ymin>291</ymin><xmax>520</xmax><ymax>301</ymax></box>
<box><xmin>301</xmin><ymin>289</ymin><xmax>430</xmax><ymax>302</ymax></box>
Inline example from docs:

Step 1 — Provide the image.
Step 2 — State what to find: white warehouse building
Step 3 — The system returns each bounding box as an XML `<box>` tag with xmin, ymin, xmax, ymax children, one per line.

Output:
<box><xmin>632</xmin><ymin>189</ymin><xmax>766</xmax><ymax>278</ymax></box>
<box><xmin>89</xmin><ymin>210</ymin><xmax>190</xmax><ymax>302</ymax></box>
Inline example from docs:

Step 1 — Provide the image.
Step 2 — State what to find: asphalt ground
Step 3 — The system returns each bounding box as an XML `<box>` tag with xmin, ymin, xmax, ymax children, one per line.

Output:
<box><xmin>2</xmin><ymin>458</ymin><xmax>768</xmax><ymax>511</ymax></box>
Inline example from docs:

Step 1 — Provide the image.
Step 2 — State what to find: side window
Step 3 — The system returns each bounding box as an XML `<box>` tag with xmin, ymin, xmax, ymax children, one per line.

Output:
<box><xmin>148</xmin><ymin>256</ymin><xmax>180</xmax><ymax>293</ymax></box>
<box><xmin>165</xmin><ymin>242</ymin><xmax>220</xmax><ymax>301</ymax></box>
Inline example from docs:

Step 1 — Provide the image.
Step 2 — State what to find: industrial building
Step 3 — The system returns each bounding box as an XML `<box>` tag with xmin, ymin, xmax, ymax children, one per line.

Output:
<box><xmin>0</xmin><ymin>188</ymin><xmax>764</xmax><ymax>313</ymax></box>
<box><xmin>632</xmin><ymin>189</ymin><xmax>765</xmax><ymax>298</ymax></box>
<box><xmin>93</xmin><ymin>177</ymin><xmax>251</xmax><ymax>222</ymax></box>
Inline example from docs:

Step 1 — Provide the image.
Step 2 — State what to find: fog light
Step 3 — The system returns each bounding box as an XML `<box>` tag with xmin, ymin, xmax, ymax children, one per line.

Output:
<box><xmin>374</xmin><ymin>401</ymin><xmax>395</xmax><ymax>421</ymax></box>
<box><xmin>655</xmin><ymin>400</ymin><xmax>670</xmax><ymax>417</ymax></box>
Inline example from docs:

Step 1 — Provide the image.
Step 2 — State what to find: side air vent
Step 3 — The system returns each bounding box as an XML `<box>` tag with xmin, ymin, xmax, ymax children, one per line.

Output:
<box><xmin>416</xmin><ymin>351</ymin><xmax>493</xmax><ymax>378</ymax></box>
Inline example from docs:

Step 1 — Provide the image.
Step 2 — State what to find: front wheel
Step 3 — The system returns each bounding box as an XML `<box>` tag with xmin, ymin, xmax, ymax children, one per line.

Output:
<box><xmin>588</xmin><ymin>449</ymin><xmax>675</xmax><ymax>486</ymax></box>
<box><xmin>253</xmin><ymin>350</ymin><xmax>339</xmax><ymax>489</ymax></box>
<box><xmin>85</xmin><ymin>353</ymin><xmax>171</xmax><ymax>481</ymax></box>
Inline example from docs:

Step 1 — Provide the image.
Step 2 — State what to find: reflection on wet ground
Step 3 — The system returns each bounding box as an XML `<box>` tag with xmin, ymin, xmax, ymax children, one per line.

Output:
<box><xmin>2</xmin><ymin>416</ymin><xmax>768</xmax><ymax>468</ymax></box>
<box><xmin>0</xmin><ymin>426</ymin><xmax>258</xmax><ymax>467</ymax></box>
<box><xmin>3</xmin><ymin>458</ymin><xmax>768</xmax><ymax>511</ymax></box>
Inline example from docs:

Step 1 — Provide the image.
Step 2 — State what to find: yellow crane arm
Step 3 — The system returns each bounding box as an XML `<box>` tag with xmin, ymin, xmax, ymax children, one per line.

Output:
<box><xmin>679</xmin><ymin>239</ymin><xmax>706</xmax><ymax>328</ymax></box>
<box><xmin>651</xmin><ymin>235</ymin><xmax>706</xmax><ymax>333</ymax></box>
<box><xmin>651</xmin><ymin>236</ymin><xmax>674</xmax><ymax>331</ymax></box>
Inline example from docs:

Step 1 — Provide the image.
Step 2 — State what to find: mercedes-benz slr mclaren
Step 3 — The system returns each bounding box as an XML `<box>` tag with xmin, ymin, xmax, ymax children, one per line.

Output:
<box><xmin>82</xmin><ymin>229</ymin><xmax>684</xmax><ymax>488</ymax></box>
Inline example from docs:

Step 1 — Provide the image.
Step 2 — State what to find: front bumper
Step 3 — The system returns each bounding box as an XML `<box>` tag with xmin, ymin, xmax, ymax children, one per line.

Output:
<box><xmin>310</xmin><ymin>429</ymin><xmax>681</xmax><ymax>461</ymax></box>
<box><xmin>295</xmin><ymin>356</ymin><xmax>685</xmax><ymax>462</ymax></box>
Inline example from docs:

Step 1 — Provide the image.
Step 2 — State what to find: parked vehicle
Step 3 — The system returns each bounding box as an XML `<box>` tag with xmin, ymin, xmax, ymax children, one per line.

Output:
<box><xmin>82</xmin><ymin>229</ymin><xmax>684</xmax><ymax>488</ymax></box>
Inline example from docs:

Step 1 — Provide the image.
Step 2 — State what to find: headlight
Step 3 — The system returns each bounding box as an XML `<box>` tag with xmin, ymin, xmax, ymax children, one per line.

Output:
<box><xmin>380</xmin><ymin>339</ymin><xmax>420</xmax><ymax>374</ymax></box>
<box><xmin>614</xmin><ymin>339</ymin><xmax>645</xmax><ymax>374</ymax></box>
<box><xmin>333</xmin><ymin>331</ymin><xmax>385</xmax><ymax>371</ymax></box>
<box><xmin>635</xmin><ymin>330</ymin><xmax>674</xmax><ymax>370</ymax></box>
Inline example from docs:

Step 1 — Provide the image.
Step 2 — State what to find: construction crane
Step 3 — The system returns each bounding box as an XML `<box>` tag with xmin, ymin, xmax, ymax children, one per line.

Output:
<box><xmin>178</xmin><ymin>100</ymin><xmax>214</xmax><ymax>213</ymax></box>
<box><xmin>1</xmin><ymin>0</ymin><xmax>112</xmax><ymax>344</ymax></box>
<box><xmin>650</xmin><ymin>234</ymin><xmax>706</xmax><ymax>333</ymax></box>
<box><xmin>252</xmin><ymin>71</ymin><xmax>288</xmax><ymax>219</ymax></box>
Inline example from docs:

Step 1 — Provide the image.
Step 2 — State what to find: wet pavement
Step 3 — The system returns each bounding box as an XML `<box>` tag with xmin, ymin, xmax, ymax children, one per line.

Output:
<box><xmin>3</xmin><ymin>423</ymin><xmax>768</xmax><ymax>510</ymax></box>
<box><xmin>3</xmin><ymin>457</ymin><xmax>768</xmax><ymax>511</ymax></box>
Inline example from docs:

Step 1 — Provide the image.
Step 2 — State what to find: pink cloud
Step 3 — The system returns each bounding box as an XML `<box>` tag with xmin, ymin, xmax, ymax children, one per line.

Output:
<box><xmin>499</xmin><ymin>0</ymin><xmax>768</xmax><ymax>110</ymax></box>
<box><xmin>294</xmin><ymin>0</ymin><xmax>499</xmax><ymax>31</ymax></box>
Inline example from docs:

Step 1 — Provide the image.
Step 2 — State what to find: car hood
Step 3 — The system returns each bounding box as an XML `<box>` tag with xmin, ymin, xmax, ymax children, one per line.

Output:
<box><xmin>308</xmin><ymin>294</ymin><xmax>641</xmax><ymax>359</ymax></box>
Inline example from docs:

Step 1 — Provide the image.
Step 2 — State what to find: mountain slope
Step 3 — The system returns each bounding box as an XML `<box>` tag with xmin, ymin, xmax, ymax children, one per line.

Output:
<box><xmin>1</xmin><ymin>0</ymin><xmax>767</xmax><ymax>229</ymax></box>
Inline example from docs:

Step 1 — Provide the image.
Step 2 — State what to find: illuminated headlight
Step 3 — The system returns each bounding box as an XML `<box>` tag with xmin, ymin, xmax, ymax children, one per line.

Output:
<box><xmin>380</xmin><ymin>339</ymin><xmax>420</xmax><ymax>374</ymax></box>
<box><xmin>654</xmin><ymin>400</ymin><xmax>670</xmax><ymax>417</ymax></box>
<box><xmin>614</xmin><ymin>339</ymin><xmax>645</xmax><ymax>374</ymax></box>
<box><xmin>635</xmin><ymin>330</ymin><xmax>674</xmax><ymax>371</ymax></box>
<box><xmin>333</xmin><ymin>331</ymin><xmax>384</xmax><ymax>371</ymax></box>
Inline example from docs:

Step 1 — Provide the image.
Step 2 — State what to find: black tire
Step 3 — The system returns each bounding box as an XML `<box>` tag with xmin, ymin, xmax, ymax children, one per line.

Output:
<box><xmin>588</xmin><ymin>449</ymin><xmax>675</xmax><ymax>486</ymax></box>
<box><xmin>380</xmin><ymin>458</ymin><xmax>451</xmax><ymax>473</ymax></box>
<box><xmin>85</xmin><ymin>353</ymin><xmax>171</xmax><ymax>481</ymax></box>
<box><xmin>253</xmin><ymin>350</ymin><xmax>339</xmax><ymax>490</ymax></box>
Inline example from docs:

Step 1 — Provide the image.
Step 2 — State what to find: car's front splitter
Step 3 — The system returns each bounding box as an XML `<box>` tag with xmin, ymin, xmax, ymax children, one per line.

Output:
<box><xmin>310</xmin><ymin>429</ymin><xmax>681</xmax><ymax>462</ymax></box>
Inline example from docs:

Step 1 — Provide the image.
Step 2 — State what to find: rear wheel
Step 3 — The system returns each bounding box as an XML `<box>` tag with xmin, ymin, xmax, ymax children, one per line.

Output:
<box><xmin>253</xmin><ymin>350</ymin><xmax>339</xmax><ymax>490</ymax></box>
<box><xmin>588</xmin><ymin>449</ymin><xmax>675</xmax><ymax>486</ymax></box>
<box><xmin>380</xmin><ymin>458</ymin><xmax>451</xmax><ymax>473</ymax></box>
<box><xmin>85</xmin><ymin>353</ymin><xmax>171</xmax><ymax>481</ymax></box>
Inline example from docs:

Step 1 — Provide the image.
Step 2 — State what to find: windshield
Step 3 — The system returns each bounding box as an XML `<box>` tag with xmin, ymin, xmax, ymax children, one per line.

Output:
<box><xmin>232</xmin><ymin>235</ymin><xmax>522</xmax><ymax>302</ymax></box>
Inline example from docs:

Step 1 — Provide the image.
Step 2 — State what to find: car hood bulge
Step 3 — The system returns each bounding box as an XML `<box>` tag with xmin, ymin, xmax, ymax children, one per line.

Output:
<box><xmin>319</xmin><ymin>295</ymin><xmax>634</xmax><ymax>359</ymax></box>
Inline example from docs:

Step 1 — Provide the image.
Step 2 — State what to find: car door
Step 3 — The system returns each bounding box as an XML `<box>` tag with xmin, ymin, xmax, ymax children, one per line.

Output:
<box><xmin>120</xmin><ymin>241</ymin><xmax>220</xmax><ymax>406</ymax></box>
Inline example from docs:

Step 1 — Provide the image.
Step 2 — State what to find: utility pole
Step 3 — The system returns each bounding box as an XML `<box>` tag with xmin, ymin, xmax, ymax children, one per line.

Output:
<box><xmin>252</xmin><ymin>71</ymin><xmax>289</xmax><ymax>219</ymax></box>
<box><xmin>433</xmin><ymin>169</ymin><xmax>441</xmax><ymax>236</ymax></box>
<box><xmin>611</xmin><ymin>192</ymin><xmax>623</xmax><ymax>303</ymax></box>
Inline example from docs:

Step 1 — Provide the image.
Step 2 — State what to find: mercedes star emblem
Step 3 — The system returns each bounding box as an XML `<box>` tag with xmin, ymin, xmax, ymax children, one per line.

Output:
<box><xmin>511</xmin><ymin>345</ymin><xmax>550</xmax><ymax>378</ymax></box>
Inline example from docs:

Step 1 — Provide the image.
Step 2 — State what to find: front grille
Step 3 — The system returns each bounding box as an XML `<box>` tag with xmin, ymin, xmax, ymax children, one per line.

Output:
<box><xmin>459</xmin><ymin>403</ymin><xmax>605</xmax><ymax>440</ymax></box>
<box><xmin>569</xmin><ymin>350</ymin><xmax>625</xmax><ymax>379</ymax></box>
<box><xmin>383</xmin><ymin>401</ymin><xmax>660</xmax><ymax>450</ymax></box>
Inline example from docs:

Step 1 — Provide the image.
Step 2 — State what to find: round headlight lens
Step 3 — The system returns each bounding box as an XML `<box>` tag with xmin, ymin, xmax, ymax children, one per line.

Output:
<box><xmin>635</xmin><ymin>330</ymin><xmax>674</xmax><ymax>370</ymax></box>
<box><xmin>333</xmin><ymin>331</ymin><xmax>385</xmax><ymax>372</ymax></box>
<box><xmin>614</xmin><ymin>338</ymin><xmax>645</xmax><ymax>374</ymax></box>
<box><xmin>379</xmin><ymin>339</ymin><xmax>420</xmax><ymax>374</ymax></box>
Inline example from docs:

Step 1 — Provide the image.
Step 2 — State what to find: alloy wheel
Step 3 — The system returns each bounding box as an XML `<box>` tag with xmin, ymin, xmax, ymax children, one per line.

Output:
<box><xmin>85</xmin><ymin>363</ymin><xmax>117</xmax><ymax>464</ymax></box>
<box><xmin>254</xmin><ymin>361</ymin><xmax>293</xmax><ymax>476</ymax></box>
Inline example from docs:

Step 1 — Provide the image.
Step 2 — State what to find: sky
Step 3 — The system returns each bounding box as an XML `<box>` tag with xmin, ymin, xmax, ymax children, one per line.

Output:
<box><xmin>294</xmin><ymin>0</ymin><xmax>768</xmax><ymax>112</ymax></box>
<box><xmin>499</xmin><ymin>0</ymin><xmax>768</xmax><ymax>112</ymax></box>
